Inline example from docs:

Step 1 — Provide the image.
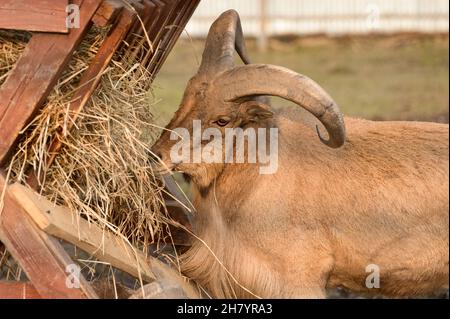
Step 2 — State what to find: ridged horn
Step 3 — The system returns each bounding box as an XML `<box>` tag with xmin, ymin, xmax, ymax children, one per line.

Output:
<box><xmin>198</xmin><ymin>9</ymin><xmax>250</xmax><ymax>76</ymax></box>
<box><xmin>214</xmin><ymin>64</ymin><xmax>346</xmax><ymax>148</ymax></box>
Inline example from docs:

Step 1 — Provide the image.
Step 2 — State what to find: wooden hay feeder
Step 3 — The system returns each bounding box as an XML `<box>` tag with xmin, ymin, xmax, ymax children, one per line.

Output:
<box><xmin>0</xmin><ymin>0</ymin><xmax>200</xmax><ymax>299</ymax></box>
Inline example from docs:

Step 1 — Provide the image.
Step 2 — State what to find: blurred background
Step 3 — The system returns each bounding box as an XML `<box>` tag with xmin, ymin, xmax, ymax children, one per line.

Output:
<box><xmin>151</xmin><ymin>0</ymin><xmax>449</xmax><ymax>126</ymax></box>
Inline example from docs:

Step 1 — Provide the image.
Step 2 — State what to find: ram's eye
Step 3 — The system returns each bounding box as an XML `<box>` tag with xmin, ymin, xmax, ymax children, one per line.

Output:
<box><xmin>215</xmin><ymin>118</ymin><xmax>230</xmax><ymax>127</ymax></box>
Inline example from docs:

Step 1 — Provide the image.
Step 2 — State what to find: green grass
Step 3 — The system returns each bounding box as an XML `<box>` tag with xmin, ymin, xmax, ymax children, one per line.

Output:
<box><xmin>151</xmin><ymin>34</ymin><xmax>449</xmax><ymax>127</ymax></box>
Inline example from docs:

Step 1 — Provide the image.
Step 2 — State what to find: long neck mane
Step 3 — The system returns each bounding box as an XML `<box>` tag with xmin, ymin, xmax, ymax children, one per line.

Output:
<box><xmin>180</xmin><ymin>179</ymin><xmax>281</xmax><ymax>298</ymax></box>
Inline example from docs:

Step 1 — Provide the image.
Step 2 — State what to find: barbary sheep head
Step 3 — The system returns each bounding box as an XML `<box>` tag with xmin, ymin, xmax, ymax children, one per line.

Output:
<box><xmin>151</xmin><ymin>10</ymin><xmax>346</xmax><ymax>188</ymax></box>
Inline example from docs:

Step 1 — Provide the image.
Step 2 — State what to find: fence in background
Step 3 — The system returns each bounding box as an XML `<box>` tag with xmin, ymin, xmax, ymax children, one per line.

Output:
<box><xmin>184</xmin><ymin>0</ymin><xmax>449</xmax><ymax>50</ymax></box>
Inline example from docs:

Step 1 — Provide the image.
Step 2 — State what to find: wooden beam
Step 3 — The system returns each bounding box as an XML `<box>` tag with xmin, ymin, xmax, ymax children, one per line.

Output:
<box><xmin>0</xmin><ymin>174</ymin><xmax>98</xmax><ymax>298</ymax></box>
<box><xmin>258</xmin><ymin>0</ymin><xmax>269</xmax><ymax>52</ymax></box>
<box><xmin>92</xmin><ymin>0</ymin><xmax>124</xmax><ymax>27</ymax></box>
<box><xmin>129</xmin><ymin>280</ymin><xmax>189</xmax><ymax>299</ymax></box>
<box><xmin>122</xmin><ymin>0</ymin><xmax>159</xmax><ymax>65</ymax></box>
<box><xmin>0</xmin><ymin>281</ymin><xmax>41</xmax><ymax>299</ymax></box>
<box><xmin>127</xmin><ymin>0</ymin><xmax>156</xmax><ymax>41</ymax></box>
<box><xmin>27</xmin><ymin>7</ymin><xmax>137</xmax><ymax>188</ymax></box>
<box><xmin>0</xmin><ymin>0</ymin><xmax>68</xmax><ymax>33</ymax></box>
<box><xmin>146</xmin><ymin>0</ymin><xmax>174</xmax><ymax>52</ymax></box>
<box><xmin>8</xmin><ymin>181</ymin><xmax>201</xmax><ymax>298</ymax></box>
<box><xmin>8</xmin><ymin>182</ymin><xmax>156</xmax><ymax>283</ymax></box>
<box><xmin>148</xmin><ymin>0</ymin><xmax>200</xmax><ymax>77</ymax></box>
<box><xmin>145</xmin><ymin>257</ymin><xmax>201</xmax><ymax>299</ymax></box>
<box><xmin>0</xmin><ymin>0</ymin><xmax>103</xmax><ymax>167</ymax></box>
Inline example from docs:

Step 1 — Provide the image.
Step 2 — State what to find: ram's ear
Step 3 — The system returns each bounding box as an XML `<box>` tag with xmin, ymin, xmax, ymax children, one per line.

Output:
<box><xmin>238</xmin><ymin>100</ymin><xmax>273</xmax><ymax>124</ymax></box>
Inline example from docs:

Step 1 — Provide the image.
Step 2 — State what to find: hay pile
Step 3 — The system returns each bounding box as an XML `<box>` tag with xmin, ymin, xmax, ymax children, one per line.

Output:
<box><xmin>1</xmin><ymin>24</ymin><xmax>175</xmax><ymax>271</ymax></box>
<box><xmin>0</xmin><ymin>30</ymin><xmax>30</xmax><ymax>86</ymax></box>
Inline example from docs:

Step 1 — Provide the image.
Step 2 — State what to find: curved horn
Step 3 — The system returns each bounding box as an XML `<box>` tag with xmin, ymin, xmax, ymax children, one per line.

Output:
<box><xmin>198</xmin><ymin>9</ymin><xmax>250</xmax><ymax>76</ymax></box>
<box><xmin>214</xmin><ymin>64</ymin><xmax>346</xmax><ymax>148</ymax></box>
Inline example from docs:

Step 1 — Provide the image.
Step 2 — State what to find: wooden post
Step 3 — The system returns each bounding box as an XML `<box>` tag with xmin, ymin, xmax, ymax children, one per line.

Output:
<box><xmin>0</xmin><ymin>173</ymin><xmax>98</xmax><ymax>299</ymax></box>
<box><xmin>0</xmin><ymin>281</ymin><xmax>41</xmax><ymax>299</ymax></box>
<box><xmin>0</xmin><ymin>0</ymin><xmax>69</xmax><ymax>33</ymax></box>
<box><xmin>91</xmin><ymin>0</ymin><xmax>124</xmax><ymax>27</ymax></box>
<box><xmin>5</xmin><ymin>180</ymin><xmax>200</xmax><ymax>298</ymax></box>
<box><xmin>9</xmin><ymin>182</ymin><xmax>155</xmax><ymax>283</ymax></box>
<box><xmin>148</xmin><ymin>0</ymin><xmax>201</xmax><ymax>77</ymax></box>
<box><xmin>258</xmin><ymin>0</ymin><xmax>268</xmax><ymax>52</ymax></box>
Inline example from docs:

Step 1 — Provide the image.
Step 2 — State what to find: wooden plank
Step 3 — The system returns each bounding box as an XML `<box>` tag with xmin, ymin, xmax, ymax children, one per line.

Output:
<box><xmin>147</xmin><ymin>0</ymin><xmax>173</xmax><ymax>48</ymax></box>
<box><xmin>27</xmin><ymin>7</ymin><xmax>137</xmax><ymax>188</ymax></box>
<box><xmin>7</xmin><ymin>181</ymin><xmax>200</xmax><ymax>298</ymax></box>
<box><xmin>138</xmin><ymin>0</ymin><xmax>157</xmax><ymax>34</ymax></box>
<box><xmin>0</xmin><ymin>0</ymin><xmax>68</xmax><ymax>33</ymax></box>
<box><xmin>127</xmin><ymin>0</ymin><xmax>156</xmax><ymax>41</ymax></box>
<box><xmin>0</xmin><ymin>0</ymin><xmax>103</xmax><ymax>167</ymax></box>
<box><xmin>143</xmin><ymin>0</ymin><xmax>176</xmax><ymax>70</ymax></box>
<box><xmin>0</xmin><ymin>174</ymin><xmax>98</xmax><ymax>299</ymax></box>
<box><xmin>129</xmin><ymin>280</ymin><xmax>189</xmax><ymax>299</ymax></box>
<box><xmin>8</xmin><ymin>182</ymin><xmax>156</xmax><ymax>283</ymax></box>
<box><xmin>258</xmin><ymin>0</ymin><xmax>268</xmax><ymax>52</ymax></box>
<box><xmin>123</xmin><ymin>0</ymin><xmax>158</xmax><ymax>68</ymax></box>
<box><xmin>6</xmin><ymin>180</ymin><xmax>202</xmax><ymax>298</ymax></box>
<box><xmin>92</xmin><ymin>0</ymin><xmax>124</xmax><ymax>26</ymax></box>
<box><xmin>148</xmin><ymin>0</ymin><xmax>200</xmax><ymax>77</ymax></box>
<box><xmin>160</xmin><ymin>0</ymin><xmax>200</xmax><ymax>70</ymax></box>
<box><xmin>144</xmin><ymin>257</ymin><xmax>200</xmax><ymax>299</ymax></box>
<box><xmin>0</xmin><ymin>281</ymin><xmax>41</xmax><ymax>299</ymax></box>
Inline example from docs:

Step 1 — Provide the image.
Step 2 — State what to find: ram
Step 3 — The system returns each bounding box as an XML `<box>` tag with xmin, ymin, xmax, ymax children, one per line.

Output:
<box><xmin>151</xmin><ymin>10</ymin><xmax>449</xmax><ymax>298</ymax></box>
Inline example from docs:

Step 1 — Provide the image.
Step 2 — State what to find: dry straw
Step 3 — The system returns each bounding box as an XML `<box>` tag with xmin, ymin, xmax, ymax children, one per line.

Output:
<box><xmin>0</xmin><ymin>23</ymin><xmax>256</xmax><ymax>300</ymax></box>
<box><xmin>0</xmin><ymin>25</ymin><xmax>178</xmax><ymax>282</ymax></box>
<box><xmin>0</xmin><ymin>30</ymin><xmax>29</xmax><ymax>86</ymax></box>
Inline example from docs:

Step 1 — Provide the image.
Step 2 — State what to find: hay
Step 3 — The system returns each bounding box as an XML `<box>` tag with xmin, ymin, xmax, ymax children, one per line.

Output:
<box><xmin>0</xmin><ymin>30</ymin><xmax>30</xmax><ymax>86</ymax></box>
<box><xmin>1</xmin><ymin>24</ymin><xmax>175</xmax><ymax>268</ymax></box>
<box><xmin>0</xmin><ymin>244</ymin><xmax>24</xmax><ymax>281</ymax></box>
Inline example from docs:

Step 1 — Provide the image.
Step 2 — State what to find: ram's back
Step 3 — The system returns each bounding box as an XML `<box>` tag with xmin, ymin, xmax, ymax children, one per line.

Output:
<box><xmin>275</xmin><ymin>109</ymin><xmax>449</xmax><ymax>296</ymax></box>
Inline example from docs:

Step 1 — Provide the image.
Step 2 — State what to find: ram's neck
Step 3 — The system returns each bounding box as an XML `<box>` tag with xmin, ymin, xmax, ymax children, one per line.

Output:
<box><xmin>183</xmin><ymin>181</ymin><xmax>281</xmax><ymax>298</ymax></box>
<box><xmin>190</xmin><ymin>162</ymin><xmax>260</xmax><ymax>228</ymax></box>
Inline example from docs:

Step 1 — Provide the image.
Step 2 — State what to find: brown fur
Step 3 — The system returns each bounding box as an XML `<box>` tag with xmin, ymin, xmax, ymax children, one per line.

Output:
<box><xmin>153</xmin><ymin>105</ymin><xmax>449</xmax><ymax>298</ymax></box>
<box><xmin>150</xmin><ymin>9</ymin><xmax>448</xmax><ymax>299</ymax></box>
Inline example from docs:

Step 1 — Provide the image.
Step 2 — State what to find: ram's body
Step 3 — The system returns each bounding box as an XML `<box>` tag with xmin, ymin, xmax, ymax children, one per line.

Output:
<box><xmin>180</xmin><ymin>108</ymin><xmax>449</xmax><ymax>298</ymax></box>
<box><xmin>151</xmin><ymin>10</ymin><xmax>449</xmax><ymax>298</ymax></box>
